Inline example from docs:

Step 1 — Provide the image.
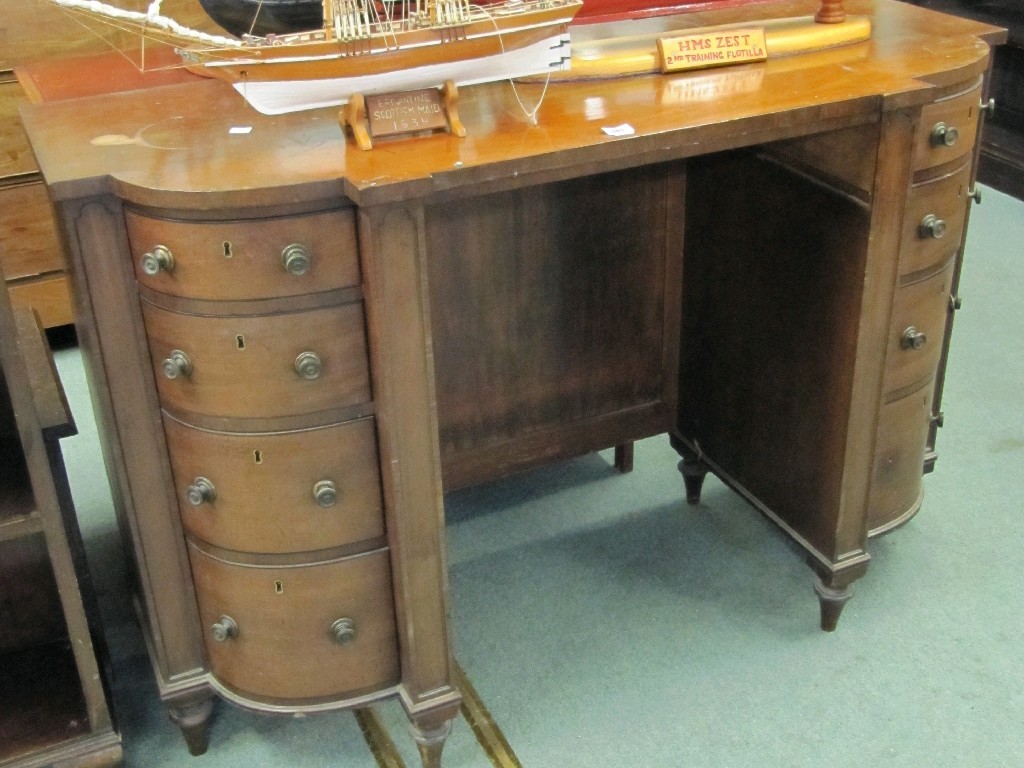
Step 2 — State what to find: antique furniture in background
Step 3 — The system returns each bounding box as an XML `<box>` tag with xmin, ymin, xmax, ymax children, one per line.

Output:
<box><xmin>901</xmin><ymin>0</ymin><xmax>1023</xmax><ymax>199</ymax></box>
<box><xmin>19</xmin><ymin>0</ymin><xmax>1003</xmax><ymax>763</ymax></box>
<box><xmin>0</xmin><ymin>268</ymin><xmax>122</xmax><ymax>766</ymax></box>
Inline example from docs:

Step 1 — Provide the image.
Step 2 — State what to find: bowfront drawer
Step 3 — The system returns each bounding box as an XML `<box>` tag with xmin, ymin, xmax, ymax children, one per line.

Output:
<box><xmin>165</xmin><ymin>415</ymin><xmax>385</xmax><ymax>554</ymax></box>
<box><xmin>142</xmin><ymin>301</ymin><xmax>371</xmax><ymax>419</ymax></box>
<box><xmin>125</xmin><ymin>207</ymin><xmax>360</xmax><ymax>300</ymax></box>
<box><xmin>883</xmin><ymin>261</ymin><xmax>954</xmax><ymax>396</ymax></box>
<box><xmin>899</xmin><ymin>162</ymin><xmax>971</xmax><ymax>278</ymax></box>
<box><xmin>912</xmin><ymin>81</ymin><xmax>982</xmax><ymax>172</ymax></box>
<box><xmin>189</xmin><ymin>545</ymin><xmax>400</xmax><ymax>701</ymax></box>
<box><xmin>868</xmin><ymin>383</ymin><xmax>933</xmax><ymax>535</ymax></box>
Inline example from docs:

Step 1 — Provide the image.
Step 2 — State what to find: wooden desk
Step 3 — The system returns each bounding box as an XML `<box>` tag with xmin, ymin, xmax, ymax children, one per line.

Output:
<box><xmin>19</xmin><ymin>0</ymin><xmax>1004</xmax><ymax>763</ymax></box>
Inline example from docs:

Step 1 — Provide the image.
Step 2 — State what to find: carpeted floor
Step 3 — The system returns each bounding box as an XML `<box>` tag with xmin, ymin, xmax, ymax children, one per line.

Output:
<box><xmin>52</xmin><ymin>182</ymin><xmax>1024</xmax><ymax>767</ymax></box>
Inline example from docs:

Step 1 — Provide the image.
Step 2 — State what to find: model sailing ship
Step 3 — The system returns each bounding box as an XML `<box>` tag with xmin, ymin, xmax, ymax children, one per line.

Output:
<box><xmin>49</xmin><ymin>0</ymin><xmax>583</xmax><ymax>113</ymax></box>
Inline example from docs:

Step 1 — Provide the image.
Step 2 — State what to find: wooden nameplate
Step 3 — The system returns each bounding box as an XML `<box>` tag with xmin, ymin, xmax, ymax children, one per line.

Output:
<box><xmin>342</xmin><ymin>80</ymin><xmax>467</xmax><ymax>151</ymax></box>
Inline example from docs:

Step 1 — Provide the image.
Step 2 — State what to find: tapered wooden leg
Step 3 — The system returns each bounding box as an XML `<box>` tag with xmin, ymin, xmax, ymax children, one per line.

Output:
<box><xmin>814</xmin><ymin>577</ymin><xmax>854</xmax><ymax>632</ymax></box>
<box><xmin>166</xmin><ymin>693</ymin><xmax>215</xmax><ymax>756</ymax></box>
<box><xmin>677</xmin><ymin>449</ymin><xmax>708</xmax><ymax>506</ymax></box>
<box><xmin>613</xmin><ymin>442</ymin><xmax>634</xmax><ymax>473</ymax></box>
<box><xmin>412</xmin><ymin>720</ymin><xmax>453</xmax><ymax>768</ymax></box>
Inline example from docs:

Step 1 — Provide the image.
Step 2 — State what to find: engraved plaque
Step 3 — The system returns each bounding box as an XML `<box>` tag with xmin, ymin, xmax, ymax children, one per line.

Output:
<box><xmin>366</xmin><ymin>89</ymin><xmax>448</xmax><ymax>139</ymax></box>
<box><xmin>658</xmin><ymin>28</ymin><xmax>767</xmax><ymax>73</ymax></box>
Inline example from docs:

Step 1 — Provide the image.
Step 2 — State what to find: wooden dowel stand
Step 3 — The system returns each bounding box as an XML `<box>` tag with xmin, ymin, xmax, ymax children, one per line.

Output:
<box><xmin>815</xmin><ymin>0</ymin><xmax>846</xmax><ymax>23</ymax></box>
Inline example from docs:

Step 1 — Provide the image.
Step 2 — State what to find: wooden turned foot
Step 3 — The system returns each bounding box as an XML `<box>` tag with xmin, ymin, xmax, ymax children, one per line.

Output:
<box><xmin>166</xmin><ymin>695</ymin><xmax>215</xmax><ymax>756</ymax></box>
<box><xmin>815</xmin><ymin>0</ymin><xmax>846</xmax><ymax>23</ymax></box>
<box><xmin>677</xmin><ymin>456</ymin><xmax>708</xmax><ymax>506</ymax></box>
<box><xmin>814</xmin><ymin>578</ymin><xmax>853</xmax><ymax>632</ymax></box>
<box><xmin>412</xmin><ymin>721</ymin><xmax>452</xmax><ymax>768</ymax></box>
<box><xmin>614</xmin><ymin>442</ymin><xmax>634</xmax><ymax>473</ymax></box>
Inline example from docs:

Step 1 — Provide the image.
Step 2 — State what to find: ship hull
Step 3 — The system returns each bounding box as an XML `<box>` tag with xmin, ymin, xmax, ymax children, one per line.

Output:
<box><xmin>227</xmin><ymin>31</ymin><xmax>572</xmax><ymax>114</ymax></box>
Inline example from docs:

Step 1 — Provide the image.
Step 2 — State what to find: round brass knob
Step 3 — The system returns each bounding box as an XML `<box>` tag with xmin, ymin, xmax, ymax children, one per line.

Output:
<box><xmin>294</xmin><ymin>351</ymin><xmax>322</xmax><ymax>380</ymax></box>
<box><xmin>901</xmin><ymin>326</ymin><xmax>927</xmax><ymax>350</ymax></box>
<box><xmin>980</xmin><ymin>98</ymin><xmax>996</xmax><ymax>116</ymax></box>
<box><xmin>281</xmin><ymin>243</ymin><xmax>311</xmax><ymax>276</ymax></box>
<box><xmin>968</xmin><ymin>186</ymin><xmax>982</xmax><ymax>204</ymax></box>
<box><xmin>187</xmin><ymin>477</ymin><xmax>217</xmax><ymax>506</ymax></box>
<box><xmin>949</xmin><ymin>294</ymin><xmax>963</xmax><ymax>311</ymax></box>
<box><xmin>919</xmin><ymin>214</ymin><xmax>946</xmax><ymax>240</ymax></box>
<box><xmin>141</xmin><ymin>245</ymin><xmax>174</xmax><ymax>276</ymax></box>
<box><xmin>162</xmin><ymin>349</ymin><xmax>193</xmax><ymax>379</ymax></box>
<box><xmin>211</xmin><ymin>615</ymin><xmax>238</xmax><ymax>642</ymax></box>
<box><xmin>330</xmin><ymin>617</ymin><xmax>356</xmax><ymax>646</ymax></box>
<box><xmin>313</xmin><ymin>479</ymin><xmax>338</xmax><ymax>508</ymax></box>
<box><xmin>930</xmin><ymin>122</ymin><xmax>959</xmax><ymax>147</ymax></box>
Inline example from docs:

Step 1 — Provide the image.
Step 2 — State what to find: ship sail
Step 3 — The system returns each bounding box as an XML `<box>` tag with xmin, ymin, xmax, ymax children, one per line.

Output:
<box><xmin>50</xmin><ymin>0</ymin><xmax>242</xmax><ymax>47</ymax></box>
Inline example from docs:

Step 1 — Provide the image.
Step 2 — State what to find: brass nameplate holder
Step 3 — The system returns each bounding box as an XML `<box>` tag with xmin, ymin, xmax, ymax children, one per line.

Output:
<box><xmin>657</xmin><ymin>28</ymin><xmax>767</xmax><ymax>73</ymax></box>
<box><xmin>343</xmin><ymin>80</ymin><xmax>467</xmax><ymax>151</ymax></box>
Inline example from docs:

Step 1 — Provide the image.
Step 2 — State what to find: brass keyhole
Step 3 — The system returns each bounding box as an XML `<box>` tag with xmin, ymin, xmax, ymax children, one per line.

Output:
<box><xmin>253</xmin><ymin>450</ymin><xmax>262</xmax><ymax>464</ymax></box>
<box><xmin>274</xmin><ymin>580</ymin><xmax>284</xmax><ymax>594</ymax></box>
<box><xmin>223</xmin><ymin>241</ymin><xmax>233</xmax><ymax>258</ymax></box>
<box><xmin>236</xmin><ymin>335</ymin><xmax>246</xmax><ymax>350</ymax></box>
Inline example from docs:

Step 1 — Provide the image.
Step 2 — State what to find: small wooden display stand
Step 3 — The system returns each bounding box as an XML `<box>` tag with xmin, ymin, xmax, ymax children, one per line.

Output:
<box><xmin>343</xmin><ymin>79</ymin><xmax>467</xmax><ymax>150</ymax></box>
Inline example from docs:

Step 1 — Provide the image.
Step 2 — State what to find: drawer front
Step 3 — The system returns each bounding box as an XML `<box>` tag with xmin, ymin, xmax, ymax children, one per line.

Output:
<box><xmin>868</xmin><ymin>384</ymin><xmax>933</xmax><ymax>535</ymax></box>
<box><xmin>125</xmin><ymin>208</ymin><xmax>360</xmax><ymax>301</ymax></box>
<box><xmin>899</xmin><ymin>163</ymin><xmax>971</xmax><ymax>278</ymax></box>
<box><xmin>912</xmin><ymin>82</ymin><xmax>982</xmax><ymax>172</ymax></box>
<box><xmin>0</xmin><ymin>81</ymin><xmax>37</xmax><ymax>178</ymax></box>
<box><xmin>189</xmin><ymin>545</ymin><xmax>400</xmax><ymax>701</ymax></box>
<box><xmin>0</xmin><ymin>182</ymin><xmax>66</xmax><ymax>279</ymax></box>
<box><xmin>142</xmin><ymin>301</ymin><xmax>372</xmax><ymax>419</ymax></box>
<box><xmin>6</xmin><ymin>274</ymin><xmax>73</xmax><ymax>328</ymax></box>
<box><xmin>883</xmin><ymin>262</ymin><xmax>953</xmax><ymax>396</ymax></box>
<box><xmin>165</xmin><ymin>416</ymin><xmax>385</xmax><ymax>554</ymax></box>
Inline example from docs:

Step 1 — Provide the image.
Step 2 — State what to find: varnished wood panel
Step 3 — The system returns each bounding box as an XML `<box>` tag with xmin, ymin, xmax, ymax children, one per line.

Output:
<box><xmin>428</xmin><ymin>163</ymin><xmax>684</xmax><ymax>489</ymax></box>
<box><xmin>0</xmin><ymin>181</ymin><xmax>66</xmax><ymax>279</ymax></box>
<box><xmin>0</xmin><ymin>81</ymin><xmax>35</xmax><ymax>179</ymax></box>
<box><xmin>6</xmin><ymin>274</ymin><xmax>73</xmax><ymax>328</ymax></box>
<box><xmin>189</xmin><ymin>544</ymin><xmax>400</xmax><ymax>702</ymax></box>
<box><xmin>141</xmin><ymin>300</ymin><xmax>372</xmax><ymax>420</ymax></box>
<box><xmin>679</xmin><ymin>149</ymin><xmax>873</xmax><ymax>557</ymax></box>
<box><xmin>125</xmin><ymin>207</ymin><xmax>360</xmax><ymax>301</ymax></box>
<box><xmin>163</xmin><ymin>415</ymin><xmax>385</xmax><ymax>554</ymax></box>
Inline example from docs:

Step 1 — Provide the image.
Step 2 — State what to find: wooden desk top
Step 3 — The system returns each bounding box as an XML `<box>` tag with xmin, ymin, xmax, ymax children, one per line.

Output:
<box><xmin>21</xmin><ymin>0</ymin><xmax>1003</xmax><ymax>209</ymax></box>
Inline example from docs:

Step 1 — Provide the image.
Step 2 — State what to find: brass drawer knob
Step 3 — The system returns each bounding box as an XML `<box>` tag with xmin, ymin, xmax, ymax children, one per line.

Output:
<box><xmin>211</xmin><ymin>615</ymin><xmax>238</xmax><ymax>642</ymax></box>
<box><xmin>330</xmin><ymin>617</ymin><xmax>356</xmax><ymax>646</ymax></box>
<box><xmin>162</xmin><ymin>349</ymin><xmax>193</xmax><ymax>379</ymax></box>
<box><xmin>294</xmin><ymin>351</ymin><xmax>322</xmax><ymax>380</ymax></box>
<box><xmin>187</xmin><ymin>476</ymin><xmax>217</xmax><ymax>506</ymax></box>
<box><xmin>968</xmin><ymin>186</ymin><xmax>982</xmax><ymax>204</ymax></box>
<box><xmin>313</xmin><ymin>479</ymin><xmax>338</xmax><ymax>508</ymax></box>
<box><xmin>930</xmin><ymin>122</ymin><xmax>959</xmax><ymax>148</ymax></box>
<box><xmin>980</xmin><ymin>98</ymin><xmax>996</xmax><ymax>116</ymax></box>
<box><xmin>901</xmin><ymin>326</ymin><xmax>927</xmax><ymax>350</ymax></box>
<box><xmin>141</xmin><ymin>245</ymin><xmax>175</xmax><ymax>276</ymax></box>
<box><xmin>919</xmin><ymin>214</ymin><xmax>946</xmax><ymax>240</ymax></box>
<box><xmin>949</xmin><ymin>294</ymin><xmax>963</xmax><ymax>311</ymax></box>
<box><xmin>281</xmin><ymin>243</ymin><xmax>312</xmax><ymax>276</ymax></box>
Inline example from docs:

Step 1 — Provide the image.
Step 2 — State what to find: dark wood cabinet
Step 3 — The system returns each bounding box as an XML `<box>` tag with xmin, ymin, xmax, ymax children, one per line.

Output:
<box><xmin>0</xmin><ymin>269</ymin><xmax>122</xmax><ymax>767</ymax></box>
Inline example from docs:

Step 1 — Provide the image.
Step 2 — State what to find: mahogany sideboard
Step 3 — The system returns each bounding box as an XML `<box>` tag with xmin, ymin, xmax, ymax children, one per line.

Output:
<box><xmin>19</xmin><ymin>0</ymin><xmax>1004</xmax><ymax>763</ymax></box>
